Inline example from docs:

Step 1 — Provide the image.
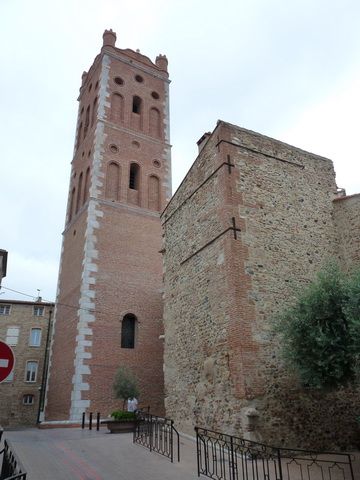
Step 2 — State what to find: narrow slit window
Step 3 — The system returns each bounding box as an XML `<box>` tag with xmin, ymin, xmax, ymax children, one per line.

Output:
<box><xmin>91</xmin><ymin>97</ymin><xmax>97</xmax><ymax>127</ymax></box>
<box><xmin>129</xmin><ymin>163</ymin><xmax>140</xmax><ymax>190</ymax></box>
<box><xmin>76</xmin><ymin>172</ymin><xmax>83</xmax><ymax>214</ymax></box>
<box><xmin>84</xmin><ymin>106</ymin><xmax>90</xmax><ymax>138</ymax></box>
<box><xmin>83</xmin><ymin>167</ymin><xmax>90</xmax><ymax>204</ymax></box>
<box><xmin>132</xmin><ymin>96</ymin><xmax>142</xmax><ymax>114</ymax></box>
<box><xmin>121</xmin><ymin>314</ymin><xmax>136</xmax><ymax>349</ymax></box>
<box><xmin>69</xmin><ymin>187</ymin><xmax>76</xmax><ymax>221</ymax></box>
<box><xmin>76</xmin><ymin>123</ymin><xmax>83</xmax><ymax>150</ymax></box>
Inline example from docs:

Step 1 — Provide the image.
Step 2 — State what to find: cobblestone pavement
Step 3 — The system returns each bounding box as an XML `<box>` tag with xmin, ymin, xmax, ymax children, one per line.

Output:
<box><xmin>3</xmin><ymin>427</ymin><xmax>199</xmax><ymax>480</ymax></box>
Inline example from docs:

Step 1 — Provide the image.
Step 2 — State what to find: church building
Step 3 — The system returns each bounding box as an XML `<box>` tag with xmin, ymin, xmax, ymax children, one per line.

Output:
<box><xmin>45</xmin><ymin>30</ymin><xmax>171</xmax><ymax>420</ymax></box>
<box><xmin>44</xmin><ymin>29</ymin><xmax>360</xmax><ymax>450</ymax></box>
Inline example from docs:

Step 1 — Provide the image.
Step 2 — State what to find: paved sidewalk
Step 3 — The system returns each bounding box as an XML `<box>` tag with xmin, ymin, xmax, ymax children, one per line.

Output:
<box><xmin>3</xmin><ymin>427</ymin><xmax>199</xmax><ymax>480</ymax></box>
<box><xmin>3</xmin><ymin>427</ymin><xmax>360</xmax><ymax>480</ymax></box>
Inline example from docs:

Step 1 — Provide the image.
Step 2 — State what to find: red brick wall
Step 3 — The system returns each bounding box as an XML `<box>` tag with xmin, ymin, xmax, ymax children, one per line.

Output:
<box><xmin>45</xmin><ymin>32</ymin><xmax>170</xmax><ymax>421</ymax></box>
<box><xmin>46</xmin><ymin>211</ymin><xmax>87</xmax><ymax>420</ymax></box>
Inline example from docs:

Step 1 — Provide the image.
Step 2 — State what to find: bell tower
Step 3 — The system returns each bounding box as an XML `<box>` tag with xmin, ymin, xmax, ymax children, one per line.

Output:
<box><xmin>45</xmin><ymin>30</ymin><xmax>171</xmax><ymax>421</ymax></box>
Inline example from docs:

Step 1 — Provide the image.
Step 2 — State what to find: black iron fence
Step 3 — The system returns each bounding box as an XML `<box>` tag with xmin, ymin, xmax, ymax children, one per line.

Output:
<box><xmin>133</xmin><ymin>410</ymin><xmax>180</xmax><ymax>463</ymax></box>
<box><xmin>195</xmin><ymin>427</ymin><xmax>356</xmax><ymax>480</ymax></box>
<box><xmin>0</xmin><ymin>439</ymin><xmax>27</xmax><ymax>480</ymax></box>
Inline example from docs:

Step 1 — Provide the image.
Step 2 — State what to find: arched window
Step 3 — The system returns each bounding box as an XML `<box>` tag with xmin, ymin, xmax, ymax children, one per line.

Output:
<box><xmin>76</xmin><ymin>172</ymin><xmax>83</xmax><ymax>214</ymax></box>
<box><xmin>69</xmin><ymin>187</ymin><xmax>75</xmax><ymax>222</ymax></box>
<box><xmin>148</xmin><ymin>175</ymin><xmax>160</xmax><ymax>211</ymax></box>
<box><xmin>83</xmin><ymin>167</ymin><xmax>90</xmax><ymax>204</ymax></box>
<box><xmin>110</xmin><ymin>93</ymin><xmax>124</xmax><ymax>124</ymax></box>
<box><xmin>105</xmin><ymin>162</ymin><xmax>120</xmax><ymax>201</ymax></box>
<box><xmin>132</xmin><ymin>96</ymin><xmax>142</xmax><ymax>114</ymax></box>
<box><xmin>76</xmin><ymin>123</ymin><xmax>83</xmax><ymax>150</ymax></box>
<box><xmin>149</xmin><ymin>107</ymin><xmax>161</xmax><ymax>138</ymax></box>
<box><xmin>131</xmin><ymin>96</ymin><xmax>143</xmax><ymax>130</ymax></box>
<box><xmin>129</xmin><ymin>163</ymin><xmax>140</xmax><ymax>190</ymax></box>
<box><xmin>84</xmin><ymin>106</ymin><xmax>90</xmax><ymax>138</ymax></box>
<box><xmin>121</xmin><ymin>314</ymin><xmax>136</xmax><ymax>349</ymax></box>
<box><xmin>91</xmin><ymin>97</ymin><xmax>97</xmax><ymax>127</ymax></box>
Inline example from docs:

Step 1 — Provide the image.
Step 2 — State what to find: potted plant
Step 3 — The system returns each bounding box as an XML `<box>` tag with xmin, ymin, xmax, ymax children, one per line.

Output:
<box><xmin>102</xmin><ymin>367</ymin><xmax>139</xmax><ymax>433</ymax></box>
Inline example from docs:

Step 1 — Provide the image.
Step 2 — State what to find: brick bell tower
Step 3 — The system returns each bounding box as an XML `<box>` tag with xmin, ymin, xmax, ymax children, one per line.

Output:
<box><xmin>45</xmin><ymin>30</ymin><xmax>171</xmax><ymax>421</ymax></box>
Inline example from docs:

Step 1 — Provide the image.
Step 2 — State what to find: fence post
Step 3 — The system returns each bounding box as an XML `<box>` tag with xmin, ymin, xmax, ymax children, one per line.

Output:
<box><xmin>81</xmin><ymin>412</ymin><xmax>85</xmax><ymax>429</ymax></box>
<box><xmin>170</xmin><ymin>419</ymin><xmax>174</xmax><ymax>463</ymax></box>
<box><xmin>89</xmin><ymin>412</ymin><xmax>93</xmax><ymax>430</ymax></box>
<box><xmin>133</xmin><ymin>411</ymin><xmax>137</xmax><ymax>444</ymax></box>
<box><xmin>195</xmin><ymin>427</ymin><xmax>201</xmax><ymax>477</ymax></box>
<box><xmin>149</xmin><ymin>414</ymin><xmax>153</xmax><ymax>453</ymax></box>
<box><xmin>96</xmin><ymin>412</ymin><xmax>100</xmax><ymax>431</ymax></box>
<box><xmin>230</xmin><ymin>435</ymin><xmax>236</xmax><ymax>480</ymax></box>
<box><xmin>348</xmin><ymin>454</ymin><xmax>355</xmax><ymax>480</ymax></box>
<box><xmin>277</xmin><ymin>448</ymin><xmax>283</xmax><ymax>480</ymax></box>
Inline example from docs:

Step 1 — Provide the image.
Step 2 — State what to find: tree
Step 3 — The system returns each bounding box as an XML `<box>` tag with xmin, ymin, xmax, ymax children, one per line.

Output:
<box><xmin>275</xmin><ymin>262</ymin><xmax>360</xmax><ymax>389</ymax></box>
<box><xmin>113</xmin><ymin>366</ymin><xmax>139</xmax><ymax>410</ymax></box>
<box><xmin>344</xmin><ymin>269</ymin><xmax>360</xmax><ymax>376</ymax></box>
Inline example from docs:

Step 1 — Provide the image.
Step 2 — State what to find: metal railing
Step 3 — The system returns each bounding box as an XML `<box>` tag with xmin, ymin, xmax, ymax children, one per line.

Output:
<box><xmin>195</xmin><ymin>427</ymin><xmax>356</xmax><ymax>480</ymax></box>
<box><xmin>133</xmin><ymin>410</ymin><xmax>180</xmax><ymax>462</ymax></box>
<box><xmin>0</xmin><ymin>439</ymin><xmax>27</xmax><ymax>480</ymax></box>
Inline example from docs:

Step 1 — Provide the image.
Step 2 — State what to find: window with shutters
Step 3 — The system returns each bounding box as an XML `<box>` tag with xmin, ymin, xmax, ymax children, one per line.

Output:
<box><xmin>6</xmin><ymin>326</ymin><xmax>19</xmax><ymax>345</ymax></box>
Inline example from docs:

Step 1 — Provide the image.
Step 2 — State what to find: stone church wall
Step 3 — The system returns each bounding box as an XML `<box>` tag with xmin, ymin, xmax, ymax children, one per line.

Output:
<box><xmin>163</xmin><ymin>130</ymin><xmax>237</xmax><ymax>433</ymax></box>
<box><xmin>334</xmin><ymin>193</ymin><xmax>360</xmax><ymax>271</ymax></box>
<box><xmin>162</xmin><ymin>121</ymin><xmax>360</xmax><ymax>449</ymax></box>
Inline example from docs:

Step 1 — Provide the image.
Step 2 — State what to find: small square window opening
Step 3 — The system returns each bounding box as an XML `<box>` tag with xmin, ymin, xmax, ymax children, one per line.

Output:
<box><xmin>0</xmin><ymin>305</ymin><xmax>11</xmax><ymax>315</ymax></box>
<box><xmin>34</xmin><ymin>306</ymin><xmax>44</xmax><ymax>317</ymax></box>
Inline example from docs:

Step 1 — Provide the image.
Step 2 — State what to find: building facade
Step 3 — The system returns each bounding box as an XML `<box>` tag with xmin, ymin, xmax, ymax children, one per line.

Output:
<box><xmin>162</xmin><ymin>121</ymin><xmax>360</xmax><ymax>450</ymax></box>
<box><xmin>0</xmin><ymin>300</ymin><xmax>53</xmax><ymax>426</ymax></box>
<box><xmin>45</xmin><ymin>30</ymin><xmax>171</xmax><ymax>421</ymax></box>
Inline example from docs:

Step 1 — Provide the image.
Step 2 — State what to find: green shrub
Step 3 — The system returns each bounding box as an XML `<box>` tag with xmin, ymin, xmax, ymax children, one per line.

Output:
<box><xmin>275</xmin><ymin>262</ymin><xmax>360</xmax><ymax>389</ymax></box>
<box><xmin>111</xmin><ymin>410</ymin><xmax>136</xmax><ymax>421</ymax></box>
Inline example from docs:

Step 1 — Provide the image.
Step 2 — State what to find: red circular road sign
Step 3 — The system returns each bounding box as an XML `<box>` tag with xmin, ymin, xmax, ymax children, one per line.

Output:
<box><xmin>0</xmin><ymin>341</ymin><xmax>15</xmax><ymax>383</ymax></box>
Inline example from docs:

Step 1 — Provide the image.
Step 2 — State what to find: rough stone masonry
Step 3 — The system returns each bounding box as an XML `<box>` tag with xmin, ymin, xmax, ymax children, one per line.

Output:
<box><xmin>162</xmin><ymin>120</ymin><xmax>360</xmax><ymax>450</ymax></box>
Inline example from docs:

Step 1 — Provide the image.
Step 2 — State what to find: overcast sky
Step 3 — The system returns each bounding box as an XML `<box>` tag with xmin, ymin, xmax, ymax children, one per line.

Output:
<box><xmin>1</xmin><ymin>0</ymin><xmax>360</xmax><ymax>302</ymax></box>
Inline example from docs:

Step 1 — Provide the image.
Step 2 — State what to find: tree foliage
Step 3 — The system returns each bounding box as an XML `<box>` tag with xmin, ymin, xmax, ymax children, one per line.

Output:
<box><xmin>113</xmin><ymin>366</ymin><xmax>139</xmax><ymax>410</ymax></box>
<box><xmin>276</xmin><ymin>263</ymin><xmax>360</xmax><ymax>389</ymax></box>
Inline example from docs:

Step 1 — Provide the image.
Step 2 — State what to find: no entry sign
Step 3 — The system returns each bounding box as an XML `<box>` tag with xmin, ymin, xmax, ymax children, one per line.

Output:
<box><xmin>0</xmin><ymin>341</ymin><xmax>15</xmax><ymax>383</ymax></box>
